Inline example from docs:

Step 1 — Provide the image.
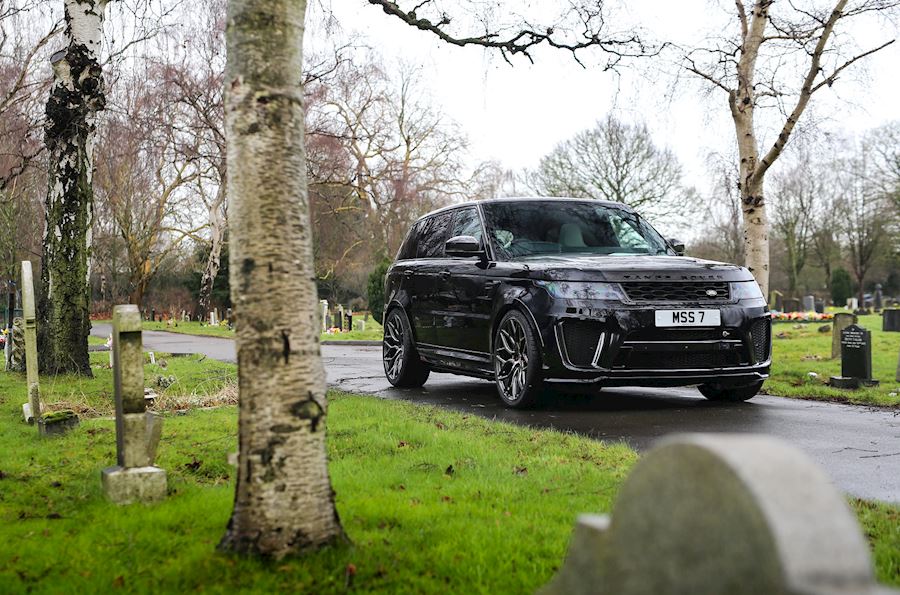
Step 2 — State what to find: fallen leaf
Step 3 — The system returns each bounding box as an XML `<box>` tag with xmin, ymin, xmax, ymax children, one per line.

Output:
<box><xmin>184</xmin><ymin>457</ymin><xmax>202</xmax><ymax>472</ymax></box>
<box><xmin>397</xmin><ymin>441</ymin><xmax>409</xmax><ymax>448</ymax></box>
<box><xmin>112</xmin><ymin>575</ymin><xmax>125</xmax><ymax>588</ymax></box>
<box><xmin>514</xmin><ymin>466</ymin><xmax>528</xmax><ymax>476</ymax></box>
<box><xmin>441</xmin><ymin>495</ymin><xmax>453</xmax><ymax>503</ymax></box>
<box><xmin>444</xmin><ymin>464</ymin><xmax>455</xmax><ymax>476</ymax></box>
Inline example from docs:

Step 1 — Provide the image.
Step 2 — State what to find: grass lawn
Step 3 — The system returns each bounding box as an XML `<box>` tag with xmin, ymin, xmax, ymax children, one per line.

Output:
<box><xmin>767</xmin><ymin>314</ymin><xmax>900</xmax><ymax>407</ymax></box>
<box><xmin>0</xmin><ymin>362</ymin><xmax>898</xmax><ymax>592</ymax></box>
<box><xmin>93</xmin><ymin>318</ymin><xmax>384</xmax><ymax>343</ymax></box>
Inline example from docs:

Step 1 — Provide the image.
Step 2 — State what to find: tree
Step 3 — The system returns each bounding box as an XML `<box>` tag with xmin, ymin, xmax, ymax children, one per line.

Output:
<box><xmin>219</xmin><ymin>0</ymin><xmax>345</xmax><ymax>557</ymax></box>
<box><xmin>831</xmin><ymin>267</ymin><xmax>853</xmax><ymax>306</ymax></box>
<box><xmin>771</xmin><ymin>151</ymin><xmax>817</xmax><ymax>296</ymax></box>
<box><xmin>39</xmin><ymin>0</ymin><xmax>110</xmax><ymax>375</ymax></box>
<box><xmin>683</xmin><ymin>0</ymin><xmax>899</xmax><ymax>295</ymax></box>
<box><xmin>841</xmin><ymin>141</ymin><xmax>892</xmax><ymax>304</ymax></box>
<box><xmin>527</xmin><ymin>115</ymin><xmax>686</xmax><ymax>219</ymax></box>
<box><xmin>366</xmin><ymin>258</ymin><xmax>390</xmax><ymax>324</ymax></box>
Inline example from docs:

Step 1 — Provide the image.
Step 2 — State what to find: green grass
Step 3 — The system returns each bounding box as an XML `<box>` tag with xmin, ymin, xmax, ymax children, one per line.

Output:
<box><xmin>767</xmin><ymin>314</ymin><xmax>900</xmax><ymax>407</ymax></box>
<box><xmin>12</xmin><ymin>351</ymin><xmax>236</xmax><ymax>417</ymax></box>
<box><xmin>93</xmin><ymin>318</ymin><xmax>385</xmax><ymax>342</ymax></box>
<box><xmin>0</xmin><ymin>365</ymin><xmax>897</xmax><ymax>592</ymax></box>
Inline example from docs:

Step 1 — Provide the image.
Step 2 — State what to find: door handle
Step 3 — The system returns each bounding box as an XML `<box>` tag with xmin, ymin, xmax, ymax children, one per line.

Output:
<box><xmin>439</xmin><ymin>271</ymin><xmax>451</xmax><ymax>280</ymax></box>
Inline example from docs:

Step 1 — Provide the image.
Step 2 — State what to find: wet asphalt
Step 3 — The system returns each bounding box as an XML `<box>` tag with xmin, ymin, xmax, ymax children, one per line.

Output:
<box><xmin>91</xmin><ymin>323</ymin><xmax>900</xmax><ymax>503</ymax></box>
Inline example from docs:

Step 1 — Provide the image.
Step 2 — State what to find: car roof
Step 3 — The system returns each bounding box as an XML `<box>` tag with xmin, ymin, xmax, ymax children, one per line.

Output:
<box><xmin>416</xmin><ymin>196</ymin><xmax>632</xmax><ymax>223</ymax></box>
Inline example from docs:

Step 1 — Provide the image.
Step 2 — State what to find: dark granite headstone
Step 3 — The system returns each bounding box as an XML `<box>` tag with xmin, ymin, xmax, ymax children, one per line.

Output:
<box><xmin>783</xmin><ymin>298</ymin><xmax>800</xmax><ymax>313</ymax></box>
<box><xmin>883</xmin><ymin>308</ymin><xmax>900</xmax><ymax>332</ymax></box>
<box><xmin>814</xmin><ymin>300</ymin><xmax>824</xmax><ymax>314</ymax></box>
<box><xmin>834</xmin><ymin>325</ymin><xmax>877</xmax><ymax>388</ymax></box>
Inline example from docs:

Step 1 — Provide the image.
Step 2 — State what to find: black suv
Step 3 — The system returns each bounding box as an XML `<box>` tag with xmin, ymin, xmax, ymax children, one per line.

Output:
<box><xmin>382</xmin><ymin>198</ymin><xmax>771</xmax><ymax>408</ymax></box>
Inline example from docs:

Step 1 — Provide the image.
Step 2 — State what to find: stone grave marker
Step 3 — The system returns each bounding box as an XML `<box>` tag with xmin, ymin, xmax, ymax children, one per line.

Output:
<box><xmin>874</xmin><ymin>284</ymin><xmax>884</xmax><ymax>311</ymax></box>
<box><xmin>830</xmin><ymin>324</ymin><xmax>878</xmax><ymax>389</ymax></box>
<box><xmin>769</xmin><ymin>289</ymin><xmax>783</xmax><ymax>311</ymax></box>
<box><xmin>783</xmin><ymin>297</ymin><xmax>800</xmax><ymax>313</ymax></box>
<box><xmin>101</xmin><ymin>305</ymin><xmax>167</xmax><ymax>505</ymax></box>
<box><xmin>847</xmin><ymin>297</ymin><xmax>859</xmax><ymax>311</ymax></box>
<box><xmin>20</xmin><ymin>261</ymin><xmax>40</xmax><ymax>425</ymax></box>
<box><xmin>883</xmin><ymin>308</ymin><xmax>900</xmax><ymax>332</ymax></box>
<box><xmin>802</xmin><ymin>294</ymin><xmax>815</xmax><ymax>312</ymax></box>
<box><xmin>831</xmin><ymin>312</ymin><xmax>857</xmax><ymax>359</ymax></box>
<box><xmin>814</xmin><ymin>299</ymin><xmax>824</xmax><ymax>314</ymax></box>
<box><xmin>338</xmin><ymin>305</ymin><xmax>345</xmax><ymax>331</ymax></box>
<box><xmin>320</xmin><ymin>299</ymin><xmax>328</xmax><ymax>332</ymax></box>
<box><xmin>542</xmin><ymin>434</ymin><xmax>895</xmax><ymax>595</ymax></box>
<box><xmin>8</xmin><ymin>316</ymin><xmax>24</xmax><ymax>372</ymax></box>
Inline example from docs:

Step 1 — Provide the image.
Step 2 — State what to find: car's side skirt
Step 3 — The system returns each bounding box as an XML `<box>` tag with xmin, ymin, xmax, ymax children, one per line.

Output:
<box><xmin>417</xmin><ymin>343</ymin><xmax>494</xmax><ymax>379</ymax></box>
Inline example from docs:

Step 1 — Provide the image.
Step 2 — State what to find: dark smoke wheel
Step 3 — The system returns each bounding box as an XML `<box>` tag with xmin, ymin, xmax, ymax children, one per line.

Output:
<box><xmin>382</xmin><ymin>308</ymin><xmax>429</xmax><ymax>388</ymax></box>
<box><xmin>493</xmin><ymin>310</ymin><xmax>542</xmax><ymax>408</ymax></box>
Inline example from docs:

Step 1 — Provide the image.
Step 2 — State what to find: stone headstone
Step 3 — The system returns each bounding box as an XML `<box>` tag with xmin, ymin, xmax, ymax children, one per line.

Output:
<box><xmin>802</xmin><ymin>295</ymin><xmax>815</xmax><ymax>312</ymax></box>
<box><xmin>814</xmin><ymin>299</ymin><xmax>824</xmax><ymax>314</ymax></box>
<box><xmin>542</xmin><ymin>434</ymin><xmax>890</xmax><ymax>595</ymax></box>
<box><xmin>101</xmin><ymin>305</ymin><xmax>167</xmax><ymax>505</ymax></box>
<box><xmin>345</xmin><ymin>310</ymin><xmax>353</xmax><ymax>331</ymax></box>
<box><xmin>769</xmin><ymin>290</ymin><xmax>783</xmax><ymax>311</ymax></box>
<box><xmin>830</xmin><ymin>324</ymin><xmax>877</xmax><ymax>389</ymax></box>
<box><xmin>874</xmin><ymin>284</ymin><xmax>884</xmax><ymax>311</ymax></box>
<box><xmin>783</xmin><ymin>297</ymin><xmax>800</xmax><ymax>313</ymax></box>
<box><xmin>338</xmin><ymin>305</ymin><xmax>345</xmax><ymax>331</ymax></box>
<box><xmin>8</xmin><ymin>316</ymin><xmax>24</xmax><ymax>373</ymax></box>
<box><xmin>847</xmin><ymin>297</ymin><xmax>859</xmax><ymax>311</ymax></box>
<box><xmin>831</xmin><ymin>313</ymin><xmax>857</xmax><ymax>359</ymax></box>
<box><xmin>883</xmin><ymin>308</ymin><xmax>900</xmax><ymax>332</ymax></box>
<box><xmin>20</xmin><ymin>261</ymin><xmax>40</xmax><ymax>425</ymax></box>
<box><xmin>319</xmin><ymin>300</ymin><xmax>329</xmax><ymax>332</ymax></box>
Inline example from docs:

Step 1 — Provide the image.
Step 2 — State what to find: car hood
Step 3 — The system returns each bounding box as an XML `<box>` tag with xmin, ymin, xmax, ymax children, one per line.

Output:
<box><xmin>512</xmin><ymin>254</ymin><xmax>754</xmax><ymax>283</ymax></box>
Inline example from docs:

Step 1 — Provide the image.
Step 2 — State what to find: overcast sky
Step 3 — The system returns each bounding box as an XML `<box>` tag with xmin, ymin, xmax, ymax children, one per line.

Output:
<box><xmin>309</xmin><ymin>0</ymin><xmax>900</xmax><ymax>196</ymax></box>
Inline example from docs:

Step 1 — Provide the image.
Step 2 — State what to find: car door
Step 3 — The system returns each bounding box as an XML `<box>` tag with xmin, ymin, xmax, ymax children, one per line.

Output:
<box><xmin>434</xmin><ymin>207</ymin><xmax>492</xmax><ymax>353</ymax></box>
<box><xmin>409</xmin><ymin>211</ymin><xmax>452</xmax><ymax>347</ymax></box>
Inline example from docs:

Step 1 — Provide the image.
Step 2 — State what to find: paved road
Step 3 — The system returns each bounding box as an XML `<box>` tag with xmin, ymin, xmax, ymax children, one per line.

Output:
<box><xmin>91</xmin><ymin>324</ymin><xmax>900</xmax><ymax>502</ymax></box>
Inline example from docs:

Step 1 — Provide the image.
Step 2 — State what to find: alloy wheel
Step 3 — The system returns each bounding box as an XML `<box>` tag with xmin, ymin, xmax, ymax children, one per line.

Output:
<box><xmin>495</xmin><ymin>317</ymin><xmax>529</xmax><ymax>402</ymax></box>
<box><xmin>383</xmin><ymin>313</ymin><xmax>406</xmax><ymax>381</ymax></box>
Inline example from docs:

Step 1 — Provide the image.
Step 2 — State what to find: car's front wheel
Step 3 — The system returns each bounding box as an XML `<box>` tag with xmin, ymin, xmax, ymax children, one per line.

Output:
<box><xmin>493</xmin><ymin>310</ymin><xmax>542</xmax><ymax>408</ymax></box>
<box><xmin>698</xmin><ymin>380</ymin><xmax>763</xmax><ymax>402</ymax></box>
<box><xmin>383</xmin><ymin>308</ymin><xmax>430</xmax><ymax>388</ymax></box>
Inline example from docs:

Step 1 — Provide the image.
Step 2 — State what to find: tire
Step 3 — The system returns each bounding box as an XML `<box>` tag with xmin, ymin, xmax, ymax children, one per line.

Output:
<box><xmin>698</xmin><ymin>380</ymin><xmax>764</xmax><ymax>402</ymax></box>
<box><xmin>382</xmin><ymin>308</ymin><xmax>430</xmax><ymax>388</ymax></box>
<box><xmin>493</xmin><ymin>310</ymin><xmax>543</xmax><ymax>408</ymax></box>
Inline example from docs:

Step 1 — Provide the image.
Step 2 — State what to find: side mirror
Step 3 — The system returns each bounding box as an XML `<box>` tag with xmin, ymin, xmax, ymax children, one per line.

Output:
<box><xmin>668</xmin><ymin>238</ymin><xmax>686</xmax><ymax>256</ymax></box>
<box><xmin>445</xmin><ymin>235</ymin><xmax>484</xmax><ymax>258</ymax></box>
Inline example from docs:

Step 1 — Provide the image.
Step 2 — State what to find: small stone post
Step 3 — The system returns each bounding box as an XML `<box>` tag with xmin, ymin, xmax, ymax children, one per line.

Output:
<box><xmin>101</xmin><ymin>305</ymin><xmax>167</xmax><ymax>504</ymax></box>
<box><xmin>21</xmin><ymin>261</ymin><xmax>40</xmax><ymax>424</ymax></box>
<box><xmin>320</xmin><ymin>299</ymin><xmax>328</xmax><ymax>332</ymax></box>
<box><xmin>832</xmin><ymin>312</ymin><xmax>857</xmax><ymax>359</ymax></box>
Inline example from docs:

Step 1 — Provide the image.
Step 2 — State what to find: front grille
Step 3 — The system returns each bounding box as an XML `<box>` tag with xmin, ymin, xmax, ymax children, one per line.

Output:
<box><xmin>750</xmin><ymin>317</ymin><xmax>771</xmax><ymax>362</ymax></box>
<box><xmin>560</xmin><ymin>320</ymin><xmax>605</xmax><ymax>367</ymax></box>
<box><xmin>620</xmin><ymin>350</ymin><xmax>744</xmax><ymax>370</ymax></box>
<box><xmin>621</xmin><ymin>282</ymin><xmax>730</xmax><ymax>303</ymax></box>
<box><xmin>625</xmin><ymin>328</ymin><xmax>731</xmax><ymax>342</ymax></box>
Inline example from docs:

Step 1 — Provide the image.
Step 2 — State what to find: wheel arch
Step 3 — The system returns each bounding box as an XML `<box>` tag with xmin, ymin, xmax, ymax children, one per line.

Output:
<box><xmin>490</xmin><ymin>298</ymin><xmax>545</xmax><ymax>353</ymax></box>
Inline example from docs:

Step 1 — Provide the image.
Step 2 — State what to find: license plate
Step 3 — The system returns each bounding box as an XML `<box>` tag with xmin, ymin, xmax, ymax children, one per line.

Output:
<box><xmin>655</xmin><ymin>309</ymin><xmax>721</xmax><ymax>327</ymax></box>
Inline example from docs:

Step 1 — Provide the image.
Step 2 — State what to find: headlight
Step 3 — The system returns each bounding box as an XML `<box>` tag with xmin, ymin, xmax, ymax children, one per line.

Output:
<box><xmin>730</xmin><ymin>281</ymin><xmax>764</xmax><ymax>301</ymax></box>
<box><xmin>535</xmin><ymin>280</ymin><xmax>626</xmax><ymax>301</ymax></box>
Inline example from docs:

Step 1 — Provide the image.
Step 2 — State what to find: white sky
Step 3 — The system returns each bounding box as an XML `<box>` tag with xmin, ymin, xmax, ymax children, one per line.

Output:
<box><xmin>309</xmin><ymin>0</ymin><xmax>900</xmax><ymax>194</ymax></box>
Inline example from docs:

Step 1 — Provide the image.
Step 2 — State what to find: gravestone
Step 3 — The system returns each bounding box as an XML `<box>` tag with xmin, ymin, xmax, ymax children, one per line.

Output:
<box><xmin>338</xmin><ymin>305</ymin><xmax>345</xmax><ymax>331</ymax></box>
<box><xmin>101</xmin><ymin>305</ymin><xmax>167</xmax><ymax>505</ymax></box>
<box><xmin>769</xmin><ymin>290</ymin><xmax>783</xmax><ymax>311</ymax></box>
<box><xmin>814</xmin><ymin>299</ymin><xmax>824</xmax><ymax>314</ymax></box>
<box><xmin>345</xmin><ymin>309</ymin><xmax>353</xmax><ymax>331</ymax></box>
<box><xmin>847</xmin><ymin>297</ymin><xmax>859</xmax><ymax>311</ymax></box>
<box><xmin>883</xmin><ymin>308</ymin><xmax>900</xmax><ymax>332</ymax></box>
<box><xmin>831</xmin><ymin>313</ymin><xmax>857</xmax><ymax>359</ymax></box>
<box><xmin>874</xmin><ymin>284</ymin><xmax>884</xmax><ymax>311</ymax></box>
<box><xmin>319</xmin><ymin>300</ymin><xmax>329</xmax><ymax>332</ymax></box>
<box><xmin>20</xmin><ymin>261</ymin><xmax>40</xmax><ymax>425</ymax></box>
<box><xmin>782</xmin><ymin>297</ymin><xmax>800</xmax><ymax>313</ymax></box>
<box><xmin>802</xmin><ymin>295</ymin><xmax>815</xmax><ymax>312</ymax></box>
<box><xmin>542</xmin><ymin>434</ymin><xmax>894</xmax><ymax>595</ymax></box>
<box><xmin>8</xmin><ymin>317</ymin><xmax>24</xmax><ymax>372</ymax></box>
<box><xmin>830</xmin><ymin>324</ymin><xmax>878</xmax><ymax>389</ymax></box>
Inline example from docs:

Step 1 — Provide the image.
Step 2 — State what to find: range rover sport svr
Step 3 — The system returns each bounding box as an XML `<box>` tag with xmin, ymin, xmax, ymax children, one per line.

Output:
<box><xmin>381</xmin><ymin>198</ymin><xmax>771</xmax><ymax>408</ymax></box>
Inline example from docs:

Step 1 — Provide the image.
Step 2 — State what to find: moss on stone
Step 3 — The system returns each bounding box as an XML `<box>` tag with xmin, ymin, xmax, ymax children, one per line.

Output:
<box><xmin>41</xmin><ymin>409</ymin><xmax>78</xmax><ymax>424</ymax></box>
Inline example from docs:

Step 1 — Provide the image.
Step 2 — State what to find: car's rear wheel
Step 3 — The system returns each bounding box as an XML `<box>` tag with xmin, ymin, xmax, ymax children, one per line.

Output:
<box><xmin>383</xmin><ymin>308</ymin><xmax>430</xmax><ymax>388</ymax></box>
<box><xmin>698</xmin><ymin>380</ymin><xmax>763</xmax><ymax>402</ymax></box>
<box><xmin>493</xmin><ymin>310</ymin><xmax>542</xmax><ymax>408</ymax></box>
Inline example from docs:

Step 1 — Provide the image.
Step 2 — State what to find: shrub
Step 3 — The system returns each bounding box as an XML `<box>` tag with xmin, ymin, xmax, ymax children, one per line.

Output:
<box><xmin>367</xmin><ymin>259</ymin><xmax>391</xmax><ymax>324</ymax></box>
<box><xmin>831</xmin><ymin>268</ymin><xmax>853</xmax><ymax>306</ymax></box>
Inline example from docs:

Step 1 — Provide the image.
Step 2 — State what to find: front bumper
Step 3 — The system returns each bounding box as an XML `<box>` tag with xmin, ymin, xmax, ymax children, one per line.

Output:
<box><xmin>534</xmin><ymin>298</ymin><xmax>771</xmax><ymax>387</ymax></box>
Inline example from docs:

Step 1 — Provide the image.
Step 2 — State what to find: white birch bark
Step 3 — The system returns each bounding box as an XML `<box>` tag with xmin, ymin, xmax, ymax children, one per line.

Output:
<box><xmin>219</xmin><ymin>0</ymin><xmax>345</xmax><ymax>557</ymax></box>
<box><xmin>39</xmin><ymin>0</ymin><xmax>108</xmax><ymax>375</ymax></box>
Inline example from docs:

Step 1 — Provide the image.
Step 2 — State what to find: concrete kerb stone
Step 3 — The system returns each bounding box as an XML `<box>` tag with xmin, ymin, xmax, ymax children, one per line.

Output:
<box><xmin>542</xmin><ymin>433</ymin><xmax>896</xmax><ymax>595</ymax></box>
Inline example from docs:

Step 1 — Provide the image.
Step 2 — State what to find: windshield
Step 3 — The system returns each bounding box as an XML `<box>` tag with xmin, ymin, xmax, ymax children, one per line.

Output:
<box><xmin>481</xmin><ymin>201</ymin><xmax>671</xmax><ymax>259</ymax></box>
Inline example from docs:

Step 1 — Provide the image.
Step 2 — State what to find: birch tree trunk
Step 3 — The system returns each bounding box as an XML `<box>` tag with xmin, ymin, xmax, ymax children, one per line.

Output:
<box><xmin>38</xmin><ymin>0</ymin><xmax>108</xmax><ymax>376</ymax></box>
<box><xmin>219</xmin><ymin>0</ymin><xmax>345</xmax><ymax>557</ymax></box>
<box><xmin>197</xmin><ymin>186</ymin><xmax>226</xmax><ymax>321</ymax></box>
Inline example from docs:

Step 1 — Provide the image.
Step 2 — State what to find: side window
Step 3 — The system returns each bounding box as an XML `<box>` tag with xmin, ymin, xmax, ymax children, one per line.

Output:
<box><xmin>449</xmin><ymin>207</ymin><xmax>483</xmax><ymax>244</ymax></box>
<box><xmin>608</xmin><ymin>212</ymin><xmax>652</xmax><ymax>251</ymax></box>
<box><xmin>396</xmin><ymin>222</ymin><xmax>420</xmax><ymax>260</ymax></box>
<box><xmin>416</xmin><ymin>212</ymin><xmax>452</xmax><ymax>258</ymax></box>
